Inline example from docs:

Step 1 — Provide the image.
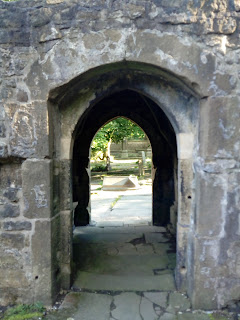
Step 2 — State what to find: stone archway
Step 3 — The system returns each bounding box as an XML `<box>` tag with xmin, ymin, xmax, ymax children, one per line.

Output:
<box><xmin>1</xmin><ymin>0</ymin><xmax>239</xmax><ymax>310</ymax></box>
<box><xmin>48</xmin><ymin>61</ymin><xmax>198</xmax><ymax>299</ymax></box>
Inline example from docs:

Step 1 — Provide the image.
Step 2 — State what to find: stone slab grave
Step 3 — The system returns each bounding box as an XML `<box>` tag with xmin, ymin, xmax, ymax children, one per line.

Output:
<box><xmin>102</xmin><ymin>175</ymin><xmax>140</xmax><ymax>191</ymax></box>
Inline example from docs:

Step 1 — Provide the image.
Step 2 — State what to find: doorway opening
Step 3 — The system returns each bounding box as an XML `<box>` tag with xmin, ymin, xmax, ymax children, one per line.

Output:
<box><xmin>90</xmin><ymin>117</ymin><xmax>153</xmax><ymax>227</ymax></box>
<box><xmin>71</xmin><ymin>89</ymin><xmax>178</xmax><ymax>292</ymax></box>
<box><xmin>72</xmin><ymin>89</ymin><xmax>177</xmax><ymax>230</ymax></box>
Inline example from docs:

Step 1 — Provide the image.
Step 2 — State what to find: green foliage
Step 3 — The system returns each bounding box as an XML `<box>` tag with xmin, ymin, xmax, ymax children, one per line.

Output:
<box><xmin>91</xmin><ymin>163</ymin><xmax>107</xmax><ymax>172</ymax></box>
<box><xmin>3</xmin><ymin>303</ymin><xmax>45</xmax><ymax>320</ymax></box>
<box><xmin>91</xmin><ymin>117</ymin><xmax>145</xmax><ymax>158</ymax></box>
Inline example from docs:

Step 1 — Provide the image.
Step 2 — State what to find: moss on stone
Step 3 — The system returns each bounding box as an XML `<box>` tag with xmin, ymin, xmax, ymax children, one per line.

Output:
<box><xmin>3</xmin><ymin>303</ymin><xmax>45</xmax><ymax>320</ymax></box>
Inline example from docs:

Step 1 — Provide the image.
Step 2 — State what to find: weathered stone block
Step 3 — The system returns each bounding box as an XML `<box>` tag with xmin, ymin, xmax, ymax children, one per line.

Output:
<box><xmin>126</xmin><ymin>31</ymin><xmax>216</xmax><ymax>96</ymax></box>
<box><xmin>32</xmin><ymin>220</ymin><xmax>51</xmax><ymax>270</ymax></box>
<box><xmin>191</xmin><ymin>236</ymin><xmax>221</xmax><ymax>309</ymax></box>
<box><xmin>0</xmin><ymin>287</ymin><xmax>33</xmax><ymax>306</ymax></box>
<box><xmin>16</xmin><ymin>89</ymin><xmax>28</xmax><ymax>102</ymax></box>
<box><xmin>195</xmin><ymin>172</ymin><xmax>225</xmax><ymax>237</ymax></box>
<box><xmin>22</xmin><ymin>159</ymin><xmax>53</xmax><ymax>219</ymax></box>
<box><xmin>31</xmin><ymin>220</ymin><xmax>52</xmax><ymax>305</ymax></box>
<box><xmin>191</xmin><ymin>272</ymin><xmax>218</xmax><ymax>310</ymax></box>
<box><xmin>30</xmin><ymin>7</ymin><xmax>52</xmax><ymax>28</ymax></box>
<box><xmin>176</xmin><ymin>224</ymin><xmax>190</xmax><ymax>291</ymax></box>
<box><xmin>6</xmin><ymin>104</ymin><xmax>36</xmax><ymax>158</ymax></box>
<box><xmin>0</xmin><ymin>204</ymin><xmax>20</xmax><ymax>218</ymax></box>
<box><xmin>0</xmin><ymin>164</ymin><xmax>22</xmax><ymax>191</ymax></box>
<box><xmin>217</xmin><ymin>277</ymin><xmax>240</xmax><ymax>308</ymax></box>
<box><xmin>25</xmin><ymin>61</ymin><xmax>49</xmax><ymax>101</ymax></box>
<box><xmin>167</xmin><ymin>292</ymin><xmax>191</xmax><ymax>313</ymax></box>
<box><xmin>40</xmin><ymin>26</ymin><xmax>62</xmax><ymax>43</ymax></box>
<box><xmin>226</xmin><ymin>172</ymin><xmax>240</xmax><ymax>233</ymax></box>
<box><xmin>0</xmin><ymin>233</ymin><xmax>25</xmax><ymax>250</ymax></box>
<box><xmin>235</xmin><ymin>0</ymin><xmax>240</xmax><ymax>11</ymax></box>
<box><xmin>47</xmin><ymin>0</ymin><xmax>64</xmax><ymax>4</ymax></box>
<box><xmin>0</xmin><ymin>269</ymin><xmax>29</xmax><ymax>289</ymax></box>
<box><xmin>51</xmin><ymin>214</ymin><xmax>61</xmax><ymax>299</ymax></box>
<box><xmin>178</xmin><ymin>159</ymin><xmax>193</xmax><ymax>226</ymax></box>
<box><xmin>60</xmin><ymin>210</ymin><xmax>72</xmax><ymax>265</ymax></box>
<box><xmin>194</xmin><ymin>238</ymin><xmax>220</xmax><ymax>274</ymax></box>
<box><xmin>59</xmin><ymin>160</ymin><xmax>72</xmax><ymax>211</ymax></box>
<box><xmin>199</xmin><ymin>96</ymin><xmax>240</xmax><ymax>159</ymax></box>
<box><xmin>0</xmin><ymin>253</ymin><xmax>18</xmax><ymax>269</ymax></box>
<box><xmin>0</xmin><ymin>121</ymin><xmax>6</xmax><ymax>137</ymax></box>
<box><xmin>3</xmin><ymin>221</ymin><xmax>32</xmax><ymax>231</ymax></box>
<box><xmin>177</xmin><ymin>133</ymin><xmax>194</xmax><ymax>160</ymax></box>
<box><xmin>3</xmin><ymin>187</ymin><xmax>19</xmax><ymax>202</ymax></box>
<box><xmin>6</xmin><ymin>102</ymin><xmax>51</xmax><ymax>158</ymax></box>
<box><xmin>0</xmin><ymin>142</ymin><xmax>8</xmax><ymax>158</ymax></box>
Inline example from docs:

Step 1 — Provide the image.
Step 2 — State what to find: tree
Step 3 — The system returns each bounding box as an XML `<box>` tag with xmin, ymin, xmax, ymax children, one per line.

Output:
<box><xmin>91</xmin><ymin>117</ymin><xmax>145</xmax><ymax>161</ymax></box>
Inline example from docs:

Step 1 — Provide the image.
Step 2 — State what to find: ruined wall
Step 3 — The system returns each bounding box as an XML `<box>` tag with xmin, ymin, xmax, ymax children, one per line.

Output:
<box><xmin>0</xmin><ymin>0</ymin><xmax>240</xmax><ymax>309</ymax></box>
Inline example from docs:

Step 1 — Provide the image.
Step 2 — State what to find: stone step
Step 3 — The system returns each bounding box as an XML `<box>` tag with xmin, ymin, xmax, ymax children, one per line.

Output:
<box><xmin>72</xmin><ymin>271</ymin><xmax>176</xmax><ymax>291</ymax></box>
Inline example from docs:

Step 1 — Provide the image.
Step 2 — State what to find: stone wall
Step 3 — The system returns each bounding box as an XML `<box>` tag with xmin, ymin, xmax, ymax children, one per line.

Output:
<box><xmin>110</xmin><ymin>139</ymin><xmax>151</xmax><ymax>158</ymax></box>
<box><xmin>0</xmin><ymin>0</ymin><xmax>240</xmax><ymax>310</ymax></box>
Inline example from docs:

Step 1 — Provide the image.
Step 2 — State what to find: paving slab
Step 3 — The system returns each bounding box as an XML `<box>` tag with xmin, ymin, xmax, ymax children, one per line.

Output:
<box><xmin>166</xmin><ymin>292</ymin><xmax>191</xmax><ymax>314</ymax></box>
<box><xmin>145</xmin><ymin>232</ymin><xmax>170</xmax><ymax>243</ymax></box>
<box><xmin>153</xmin><ymin>243</ymin><xmax>172</xmax><ymax>254</ymax></box>
<box><xmin>112</xmin><ymin>293</ymin><xmax>142</xmax><ymax>320</ymax></box>
<box><xmin>116</xmin><ymin>243</ymin><xmax>138</xmax><ymax>255</ymax></box>
<box><xmin>75</xmin><ymin>225</ymin><xmax>165</xmax><ymax>233</ymax></box>
<box><xmin>44</xmin><ymin>296</ymin><xmax>236</xmax><ymax>320</ymax></box>
<box><xmin>47</xmin><ymin>292</ymin><xmax>112</xmax><ymax>320</ymax></box>
<box><xmin>160</xmin><ymin>313</ymin><xmax>178</xmax><ymax>320</ymax></box>
<box><xmin>71</xmin><ymin>292</ymin><xmax>112</xmax><ymax>320</ymax></box>
<box><xmin>123</xmin><ymin>220</ymin><xmax>150</xmax><ymax>225</ymax></box>
<box><xmin>73</xmin><ymin>231</ymin><xmax>143</xmax><ymax>244</ymax></box>
<box><xmin>140</xmin><ymin>295</ymin><xmax>162</xmax><ymax>319</ymax></box>
<box><xmin>96</xmin><ymin>221</ymin><xmax>124</xmax><ymax>227</ymax></box>
<box><xmin>74</xmin><ymin>251</ymin><xmax>172</xmax><ymax>275</ymax></box>
<box><xmin>90</xmin><ymin>185</ymin><xmax>152</xmax><ymax>226</ymax></box>
<box><xmin>144</xmin><ymin>292</ymin><xmax>168</xmax><ymax>308</ymax></box>
<box><xmin>135</xmin><ymin>243</ymin><xmax>155</xmax><ymax>255</ymax></box>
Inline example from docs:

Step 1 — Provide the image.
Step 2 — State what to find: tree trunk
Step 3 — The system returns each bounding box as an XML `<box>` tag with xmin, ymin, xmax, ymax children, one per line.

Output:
<box><xmin>106</xmin><ymin>139</ymin><xmax>112</xmax><ymax>171</ymax></box>
<box><xmin>107</xmin><ymin>138</ymin><xmax>112</xmax><ymax>158</ymax></box>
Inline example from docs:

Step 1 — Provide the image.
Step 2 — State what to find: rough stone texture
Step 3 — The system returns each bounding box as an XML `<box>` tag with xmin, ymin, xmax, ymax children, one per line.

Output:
<box><xmin>199</xmin><ymin>96</ymin><xmax>240</xmax><ymax>159</ymax></box>
<box><xmin>167</xmin><ymin>292</ymin><xmax>191</xmax><ymax>313</ymax></box>
<box><xmin>31</xmin><ymin>217</ymin><xmax>61</xmax><ymax>306</ymax></box>
<box><xmin>0</xmin><ymin>0</ymin><xmax>239</xmax><ymax>311</ymax></box>
<box><xmin>3</xmin><ymin>221</ymin><xmax>32</xmax><ymax>231</ymax></box>
<box><xmin>22</xmin><ymin>159</ymin><xmax>53</xmax><ymax>219</ymax></box>
<box><xmin>59</xmin><ymin>210</ymin><xmax>72</xmax><ymax>289</ymax></box>
<box><xmin>0</xmin><ymin>203</ymin><xmax>20</xmax><ymax>218</ymax></box>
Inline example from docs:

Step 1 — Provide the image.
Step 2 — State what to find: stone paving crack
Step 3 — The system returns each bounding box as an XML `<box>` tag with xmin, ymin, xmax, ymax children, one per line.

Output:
<box><xmin>129</xmin><ymin>233</ymin><xmax>146</xmax><ymax>245</ymax></box>
<box><xmin>139</xmin><ymin>294</ymin><xmax>145</xmax><ymax>320</ymax></box>
<box><xmin>110</xmin><ymin>298</ymin><xmax>116</xmax><ymax>311</ymax></box>
<box><xmin>110</xmin><ymin>296</ymin><xmax>118</xmax><ymax>320</ymax></box>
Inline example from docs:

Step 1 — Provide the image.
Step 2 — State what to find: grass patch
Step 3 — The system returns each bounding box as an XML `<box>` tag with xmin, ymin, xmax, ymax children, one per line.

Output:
<box><xmin>110</xmin><ymin>195</ymin><xmax>122</xmax><ymax>210</ymax></box>
<box><xmin>2</xmin><ymin>303</ymin><xmax>45</xmax><ymax>320</ymax></box>
<box><xmin>208</xmin><ymin>313</ymin><xmax>232</xmax><ymax>320</ymax></box>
